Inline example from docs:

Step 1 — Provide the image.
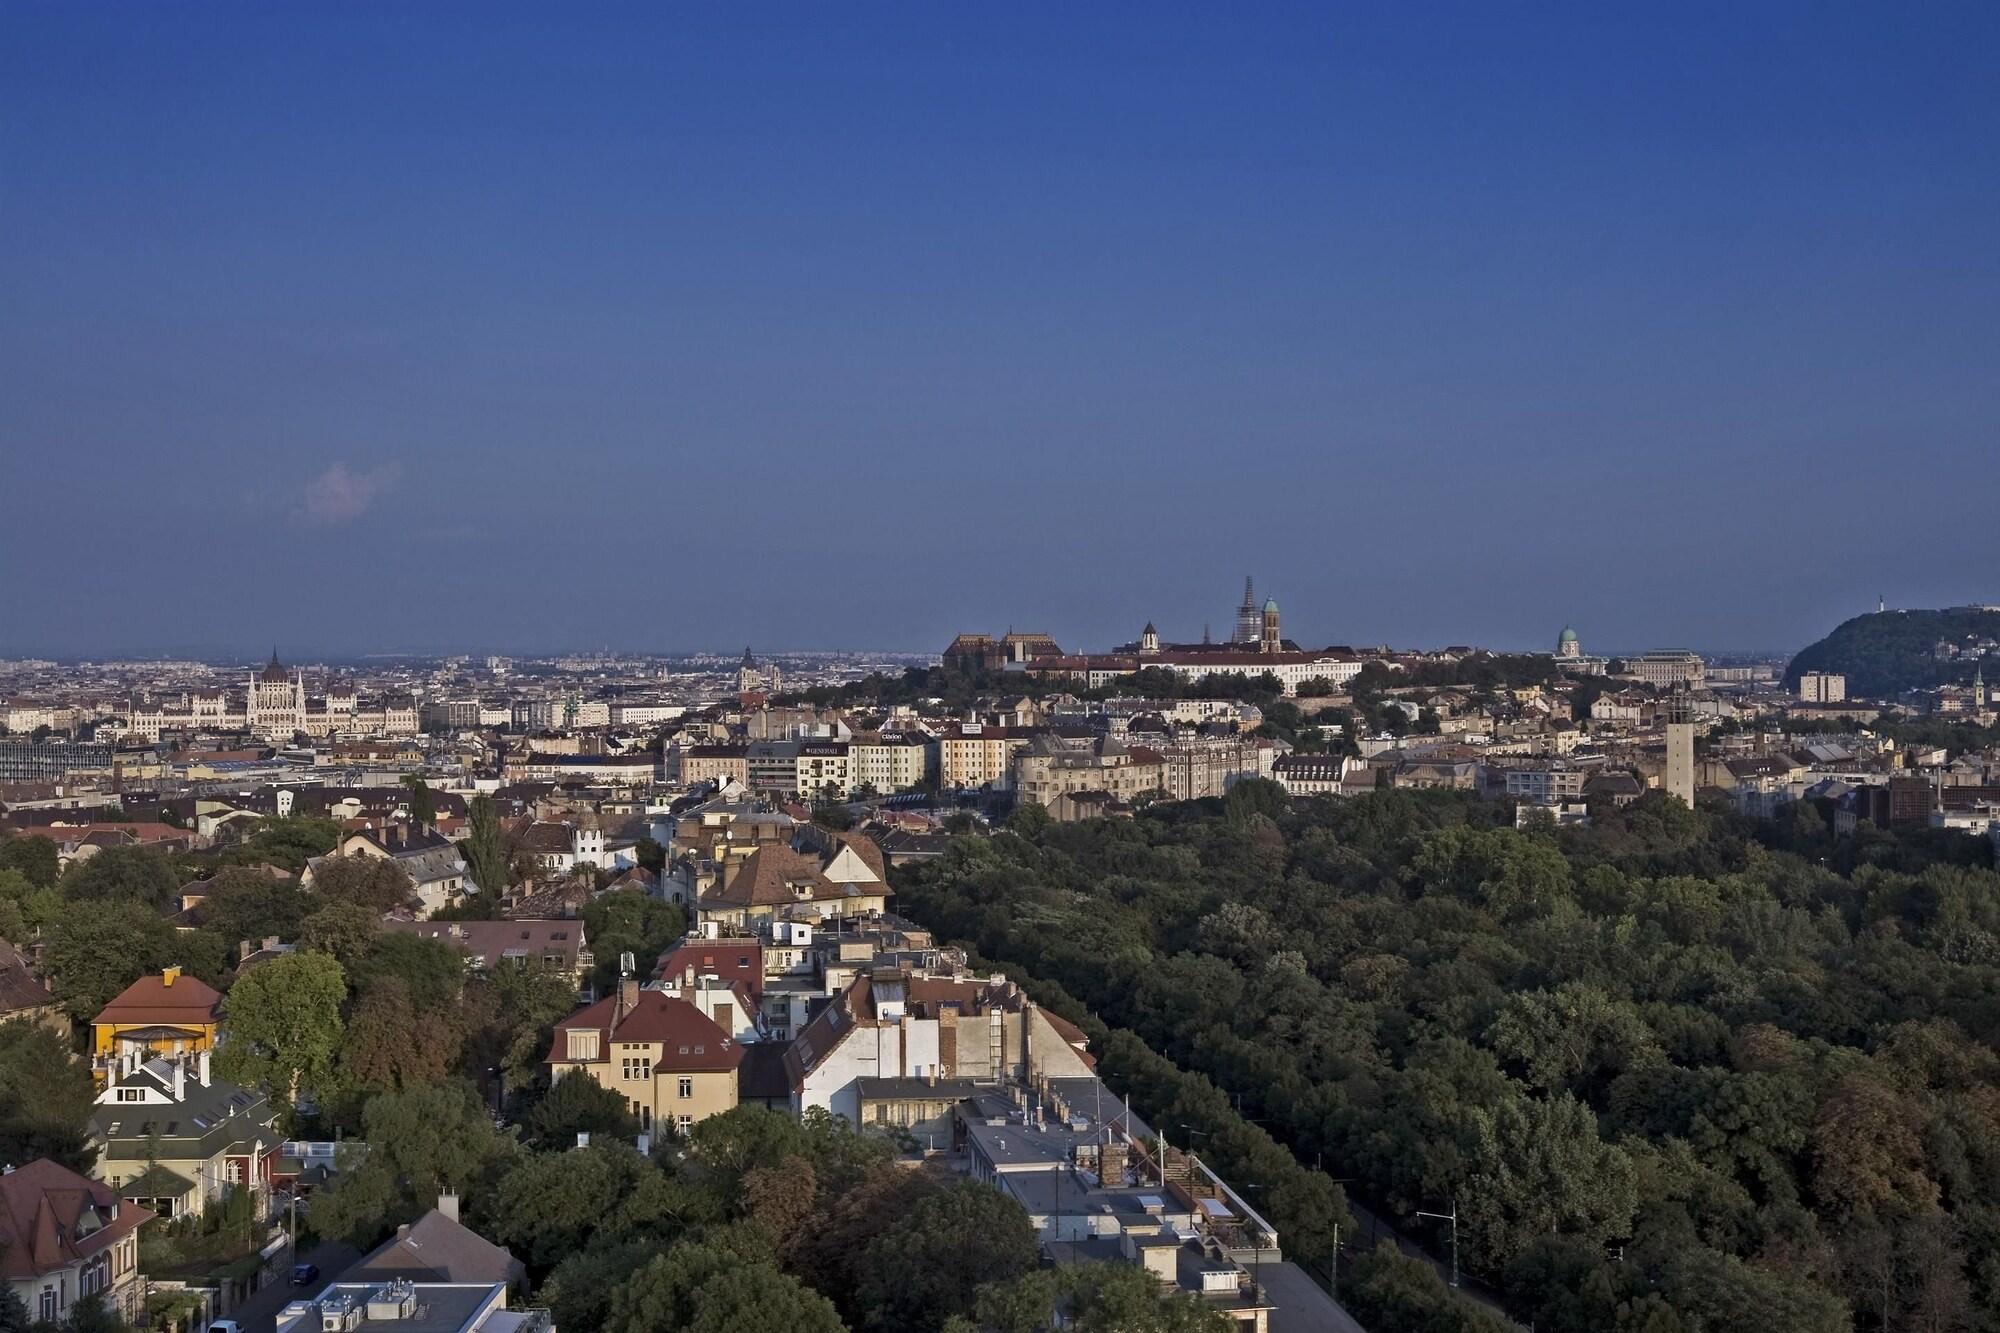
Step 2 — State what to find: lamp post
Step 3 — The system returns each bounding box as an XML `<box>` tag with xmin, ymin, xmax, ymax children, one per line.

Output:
<box><xmin>1239</xmin><ymin>1182</ymin><xmax>1269</xmax><ymax>1307</ymax></box>
<box><xmin>1415</xmin><ymin>1199</ymin><xmax>1460</xmax><ymax>1288</ymax></box>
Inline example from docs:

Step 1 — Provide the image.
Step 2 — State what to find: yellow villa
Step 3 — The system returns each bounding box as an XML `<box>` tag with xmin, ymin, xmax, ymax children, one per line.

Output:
<box><xmin>90</xmin><ymin>968</ymin><xmax>221</xmax><ymax>1083</ymax></box>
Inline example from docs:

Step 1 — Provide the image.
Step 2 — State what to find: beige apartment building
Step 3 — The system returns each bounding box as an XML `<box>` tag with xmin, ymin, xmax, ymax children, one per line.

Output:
<box><xmin>546</xmin><ymin>982</ymin><xmax>743</xmax><ymax>1136</ymax></box>
<box><xmin>848</xmin><ymin>733</ymin><xmax>933</xmax><ymax>793</ymax></box>
<box><xmin>939</xmin><ymin>724</ymin><xmax>1034</xmax><ymax>791</ymax></box>
<box><xmin>677</xmin><ymin>743</ymin><xmax>749</xmax><ymax>787</ymax></box>
<box><xmin>1012</xmin><ymin>735</ymin><xmax>1165</xmax><ymax>815</ymax></box>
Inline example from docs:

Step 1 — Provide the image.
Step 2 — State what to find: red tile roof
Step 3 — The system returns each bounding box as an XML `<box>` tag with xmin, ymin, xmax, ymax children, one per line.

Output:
<box><xmin>93</xmin><ymin>972</ymin><xmax>220</xmax><ymax>1028</ymax></box>
<box><xmin>546</xmin><ymin>990</ymin><xmax>742</xmax><ymax>1072</ymax></box>
<box><xmin>655</xmin><ymin>940</ymin><xmax>763</xmax><ymax>1001</ymax></box>
<box><xmin>0</xmin><ymin>1159</ymin><xmax>153</xmax><ymax>1280</ymax></box>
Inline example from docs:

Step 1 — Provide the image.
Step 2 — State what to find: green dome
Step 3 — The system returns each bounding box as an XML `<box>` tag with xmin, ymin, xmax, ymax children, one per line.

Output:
<box><xmin>1559</xmin><ymin>626</ymin><xmax>1579</xmax><ymax>643</ymax></box>
<box><xmin>1263</xmin><ymin>598</ymin><xmax>1278</xmax><ymax>614</ymax></box>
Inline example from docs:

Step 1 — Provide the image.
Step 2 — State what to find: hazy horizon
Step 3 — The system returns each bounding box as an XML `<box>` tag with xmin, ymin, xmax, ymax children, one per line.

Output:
<box><xmin>5</xmin><ymin>4</ymin><xmax>1996</xmax><ymax>659</ymax></box>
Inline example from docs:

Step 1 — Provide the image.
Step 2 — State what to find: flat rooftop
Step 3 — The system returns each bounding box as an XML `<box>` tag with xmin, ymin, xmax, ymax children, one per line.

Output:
<box><xmin>276</xmin><ymin>1283</ymin><xmax>508</xmax><ymax>1333</ymax></box>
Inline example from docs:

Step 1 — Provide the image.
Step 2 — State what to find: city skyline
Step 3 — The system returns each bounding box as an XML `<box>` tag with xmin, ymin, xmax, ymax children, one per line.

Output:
<box><xmin>5</xmin><ymin>4</ymin><xmax>1998</xmax><ymax>657</ymax></box>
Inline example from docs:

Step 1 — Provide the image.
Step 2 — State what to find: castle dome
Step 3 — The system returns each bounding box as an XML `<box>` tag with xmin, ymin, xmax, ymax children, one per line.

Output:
<box><xmin>260</xmin><ymin>650</ymin><xmax>289</xmax><ymax>683</ymax></box>
<box><xmin>1559</xmin><ymin>626</ymin><xmax>1578</xmax><ymax>644</ymax></box>
<box><xmin>1262</xmin><ymin>598</ymin><xmax>1278</xmax><ymax>614</ymax></box>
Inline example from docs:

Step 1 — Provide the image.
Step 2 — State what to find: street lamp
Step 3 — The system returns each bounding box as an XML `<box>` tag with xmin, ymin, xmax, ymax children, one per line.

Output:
<box><xmin>1415</xmin><ymin>1199</ymin><xmax>1460</xmax><ymax>1288</ymax></box>
<box><xmin>1239</xmin><ymin>1182</ymin><xmax>1269</xmax><ymax>1306</ymax></box>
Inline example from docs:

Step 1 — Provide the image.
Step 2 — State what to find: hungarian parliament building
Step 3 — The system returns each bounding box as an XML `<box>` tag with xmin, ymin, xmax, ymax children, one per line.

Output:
<box><xmin>125</xmin><ymin>651</ymin><xmax>418</xmax><ymax>743</ymax></box>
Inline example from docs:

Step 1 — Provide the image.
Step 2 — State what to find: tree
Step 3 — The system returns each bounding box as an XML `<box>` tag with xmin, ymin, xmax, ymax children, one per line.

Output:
<box><xmin>401</xmin><ymin>774</ymin><xmax>438</xmax><ymax>828</ymax></box>
<box><xmin>582</xmin><ymin>891</ymin><xmax>686</xmax><ymax>995</ymax></box>
<box><xmin>199</xmin><ymin>867</ymin><xmax>312</xmax><ymax>949</ymax></box>
<box><xmin>299</xmin><ymin>900</ymin><xmax>379</xmax><ymax>964</ymax></box>
<box><xmin>684</xmin><ymin>1266</ymin><xmax>847</xmax><ymax>1333</ymax></box>
<box><xmin>0</xmin><ymin>835</ymin><xmax>59</xmax><ymax>889</ymax></box>
<box><xmin>541</xmin><ymin>1240</ymin><xmax>656</xmax><ymax>1333</ymax></box>
<box><xmin>0</xmin><ymin>1019</ymin><xmax>95</xmax><ymax>1172</ymax></box>
<box><xmin>309</xmin><ymin>853</ymin><xmax>415</xmax><ymax>912</ymax></box>
<box><xmin>39</xmin><ymin>901</ymin><xmax>181</xmax><ymax>1022</ymax></box>
<box><xmin>527</xmin><ymin>1072</ymin><xmax>639</xmax><ymax>1150</ymax></box>
<box><xmin>0</xmin><ymin>1283</ymin><xmax>29</xmax><ymax>1333</ymax></box>
<box><xmin>1343</xmin><ymin>1244</ymin><xmax>1517</xmax><ymax>1332</ymax></box>
<box><xmin>57</xmin><ymin>1294</ymin><xmax>120</xmax><ymax>1333</ymax></box>
<box><xmin>348</xmin><ymin>932</ymin><xmax>465</xmax><ymax>1012</ymax></box>
<box><xmin>852</xmin><ymin>1179</ymin><xmax>1039</xmax><ymax>1333</ymax></box>
<box><xmin>1066</xmin><ymin>1262</ymin><xmax>1234</xmax><ymax>1332</ymax></box>
<box><xmin>604</xmin><ymin>1227</ymin><xmax>844</xmax><ymax>1333</ymax></box>
<box><xmin>225</xmin><ymin>816</ymin><xmax>341</xmax><ymax>872</ymax></box>
<box><xmin>464</xmin><ymin>958</ymin><xmax>579</xmax><ymax>1088</ymax></box>
<box><xmin>741</xmin><ymin>1155</ymin><xmax>817</xmax><ymax>1247</ymax></box>
<box><xmin>314</xmin><ymin>1080</ymin><xmax>505</xmax><ymax>1246</ymax></box>
<box><xmin>462</xmin><ymin>794</ymin><xmax>511</xmax><ymax>897</ymax></box>
<box><xmin>481</xmin><ymin>1140</ymin><xmax>676</xmax><ymax>1271</ymax></box>
<box><xmin>1810</xmin><ymin>1075</ymin><xmax>1937</xmax><ymax>1220</ymax></box>
<box><xmin>216</xmin><ymin>951</ymin><xmax>346</xmax><ymax>1110</ymax></box>
<box><xmin>59</xmin><ymin>845</ymin><xmax>179</xmax><ymax>908</ymax></box>
<box><xmin>1460</xmin><ymin>1091</ymin><xmax>1638</xmax><ymax>1267</ymax></box>
<box><xmin>342</xmin><ymin>977</ymin><xmax>462</xmax><ymax>1096</ymax></box>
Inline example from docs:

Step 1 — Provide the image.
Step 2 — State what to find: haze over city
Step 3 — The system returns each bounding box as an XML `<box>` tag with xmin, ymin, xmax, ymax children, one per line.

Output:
<box><xmin>6</xmin><ymin>3</ymin><xmax>1999</xmax><ymax>659</ymax></box>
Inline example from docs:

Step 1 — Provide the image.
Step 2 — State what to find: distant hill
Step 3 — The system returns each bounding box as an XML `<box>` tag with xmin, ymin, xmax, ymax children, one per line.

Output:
<box><xmin>1784</xmin><ymin>607</ymin><xmax>2000</xmax><ymax>697</ymax></box>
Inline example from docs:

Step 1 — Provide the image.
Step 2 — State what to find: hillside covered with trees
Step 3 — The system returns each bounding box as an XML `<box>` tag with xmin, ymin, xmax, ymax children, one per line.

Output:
<box><xmin>897</xmin><ymin>784</ymin><xmax>2000</xmax><ymax>1332</ymax></box>
<box><xmin>1784</xmin><ymin>607</ymin><xmax>2000</xmax><ymax>696</ymax></box>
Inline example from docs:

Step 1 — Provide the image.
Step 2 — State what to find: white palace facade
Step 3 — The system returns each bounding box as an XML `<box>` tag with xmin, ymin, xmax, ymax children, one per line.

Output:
<box><xmin>126</xmin><ymin>653</ymin><xmax>418</xmax><ymax>743</ymax></box>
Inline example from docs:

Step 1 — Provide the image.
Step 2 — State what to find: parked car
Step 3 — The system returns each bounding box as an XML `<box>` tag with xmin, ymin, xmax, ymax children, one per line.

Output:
<box><xmin>290</xmin><ymin>1262</ymin><xmax>320</xmax><ymax>1285</ymax></box>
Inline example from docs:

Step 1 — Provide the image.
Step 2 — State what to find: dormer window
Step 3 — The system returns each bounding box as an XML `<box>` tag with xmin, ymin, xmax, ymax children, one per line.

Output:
<box><xmin>566</xmin><ymin>1029</ymin><xmax>600</xmax><ymax>1061</ymax></box>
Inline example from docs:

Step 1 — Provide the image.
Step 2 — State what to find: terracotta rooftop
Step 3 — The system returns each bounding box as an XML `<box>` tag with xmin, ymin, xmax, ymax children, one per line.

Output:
<box><xmin>93</xmin><ymin>970</ymin><xmax>220</xmax><ymax>1029</ymax></box>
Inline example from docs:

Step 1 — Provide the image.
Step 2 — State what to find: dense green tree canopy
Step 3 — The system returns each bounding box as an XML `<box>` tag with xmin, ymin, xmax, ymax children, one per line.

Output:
<box><xmin>894</xmin><ymin>786</ymin><xmax>2000</xmax><ymax>1330</ymax></box>
<box><xmin>217</xmin><ymin>950</ymin><xmax>346</xmax><ymax>1109</ymax></box>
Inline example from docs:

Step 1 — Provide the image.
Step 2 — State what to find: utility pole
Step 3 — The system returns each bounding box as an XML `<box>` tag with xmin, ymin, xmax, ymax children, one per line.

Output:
<box><xmin>1416</xmin><ymin>1199</ymin><xmax>1459</xmax><ymax>1288</ymax></box>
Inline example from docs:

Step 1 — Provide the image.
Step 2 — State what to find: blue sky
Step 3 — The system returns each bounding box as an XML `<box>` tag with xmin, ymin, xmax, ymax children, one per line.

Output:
<box><xmin>3</xmin><ymin>3</ymin><xmax>1996</xmax><ymax>658</ymax></box>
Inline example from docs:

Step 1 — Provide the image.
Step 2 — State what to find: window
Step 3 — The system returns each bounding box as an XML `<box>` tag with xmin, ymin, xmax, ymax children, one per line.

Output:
<box><xmin>566</xmin><ymin>1030</ymin><xmax>599</xmax><ymax>1061</ymax></box>
<box><xmin>677</xmin><ymin>1077</ymin><xmax>693</xmax><ymax>1099</ymax></box>
<box><xmin>117</xmin><ymin>1088</ymin><xmax>144</xmax><ymax>1103</ymax></box>
<box><xmin>675</xmin><ymin>1115</ymin><xmax>693</xmax><ymax>1133</ymax></box>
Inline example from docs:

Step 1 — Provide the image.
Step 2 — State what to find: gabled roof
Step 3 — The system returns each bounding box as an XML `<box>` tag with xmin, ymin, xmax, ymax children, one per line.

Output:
<box><xmin>546</xmin><ymin>990</ymin><xmax>742</xmax><ymax>1072</ymax></box>
<box><xmin>94</xmin><ymin>971</ymin><xmax>220</xmax><ymax>1029</ymax></box>
<box><xmin>379</xmin><ymin>918</ymin><xmax>587</xmax><ymax>969</ymax></box>
<box><xmin>515</xmin><ymin>821</ymin><xmax>577</xmax><ymax>854</ymax></box>
<box><xmin>0</xmin><ymin>938</ymin><xmax>54</xmax><ymax>1014</ymax></box>
<box><xmin>350</xmin><ymin>1208</ymin><xmax>526</xmax><ymax>1287</ymax></box>
<box><xmin>0</xmin><ymin>1159</ymin><xmax>153</xmax><ymax>1280</ymax></box>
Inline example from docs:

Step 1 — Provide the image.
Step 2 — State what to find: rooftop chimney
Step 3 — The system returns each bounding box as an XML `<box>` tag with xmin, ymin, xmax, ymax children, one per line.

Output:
<box><xmin>197</xmin><ymin>1049</ymin><xmax>211</xmax><ymax>1087</ymax></box>
<box><xmin>161</xmin><ymin>965</ymin><xmax>181</xmax><ymax>987</ymax></box>
<box><xmin>438</xmin><ymin>1189</ymin><xmax>459</xmax><ymax>1223</ymax></box>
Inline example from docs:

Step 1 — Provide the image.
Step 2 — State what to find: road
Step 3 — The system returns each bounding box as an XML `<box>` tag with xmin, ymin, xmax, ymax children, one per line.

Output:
<box><xmin>228</xmin><ymin>1242</ymin><xmax>358</xmax><ymax>1333</ymax></box>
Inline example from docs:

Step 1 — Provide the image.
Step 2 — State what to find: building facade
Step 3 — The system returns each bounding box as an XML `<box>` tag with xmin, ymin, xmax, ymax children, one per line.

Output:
<box><xmin>546</xmin><ymin>983</ymin><xmax>742</xmax><ymax>1135</ymax></box>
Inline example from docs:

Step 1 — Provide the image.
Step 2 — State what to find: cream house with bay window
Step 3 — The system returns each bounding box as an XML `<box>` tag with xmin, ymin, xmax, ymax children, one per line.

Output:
<box><xmin>545</xmin><ymin>980</ymin><xmax>742</xmax><ymax>1135</ymax></box>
